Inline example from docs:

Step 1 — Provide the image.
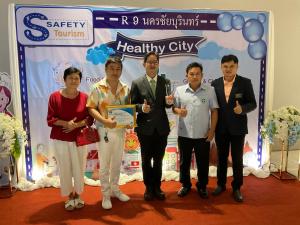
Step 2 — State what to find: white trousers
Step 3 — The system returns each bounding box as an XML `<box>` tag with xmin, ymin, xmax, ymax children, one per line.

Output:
<box><xmin>98</xmin><ymin>128</ymin><xmax>125</xmax><ymax>196</ymax></box>
<box><xmin>53</xmin><ymin>140</ymin><xmax>87</xmax><ymax>196</ymax></box>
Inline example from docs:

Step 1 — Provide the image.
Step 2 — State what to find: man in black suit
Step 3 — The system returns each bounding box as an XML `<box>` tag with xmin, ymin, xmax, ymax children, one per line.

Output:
<box><xmin>211</xmin><ymin>55</ymin><xmax>257</xmax><ymax>202</ymax></box>
<box><xmin>130</xmin><ymin>51</ymin><xmax>173</xmax><ymax>201</ymax></box>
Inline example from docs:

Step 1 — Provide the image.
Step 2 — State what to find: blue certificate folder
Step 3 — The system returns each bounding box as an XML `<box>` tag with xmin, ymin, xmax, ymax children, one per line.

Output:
<box><xmin>106</xmin><ymin>104</ymin><xmax>136</xmax><ymax>128</ymax></box>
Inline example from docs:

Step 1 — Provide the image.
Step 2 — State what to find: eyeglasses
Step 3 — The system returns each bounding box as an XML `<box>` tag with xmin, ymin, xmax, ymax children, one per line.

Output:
<box><xmin>188</xmin><ymin>73</ymin><xmax>202</xmax><ymax>77</ymax></box>
<box><xmin>146</xmin><ymin>61</ymin><xmax>159</xmax><ymax>65</ymax></box>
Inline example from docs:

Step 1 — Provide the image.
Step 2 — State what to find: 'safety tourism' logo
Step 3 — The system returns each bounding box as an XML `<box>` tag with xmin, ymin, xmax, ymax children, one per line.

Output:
<box><xmin>16</xmin><ymin>7</ymin><xmax>93</xmax><ymax>46</ymax></box>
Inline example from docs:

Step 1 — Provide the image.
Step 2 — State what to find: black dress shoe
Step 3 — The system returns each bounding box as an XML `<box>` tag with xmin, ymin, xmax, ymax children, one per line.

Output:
<box><xmin>144</xmin><ymin>188</ymin><xmax>155</xmax><ymax>201</ymax></box>
<box><xmin>233</xmin><ymin>190</ymin><xmax>243</xmax><ymax>202</ymax></box>
<box><xmin>212</xmin><ymin>186</ymin><xmax>226</xmax><ymax>196</ymax></box>
<box><xmin>153</xmin><ymin>187</ymin><xmax>166</xmax><ymax>200</ymax></box>
<box><xmin>197</xmin><ymin>188</ymin><xmax>209</xmax><ymax>199</ymax></box>
<box><xmin>177</xmin><ymin>187</ymin><xmax>191</xmax><ymax>197</ymax></box>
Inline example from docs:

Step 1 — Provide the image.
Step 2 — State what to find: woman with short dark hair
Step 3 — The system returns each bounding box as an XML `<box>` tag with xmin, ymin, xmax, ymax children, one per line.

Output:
<box><xmin>47</xmin><ymin>67</ymin><xmax>93</xmax><ymax>211</ymax></box>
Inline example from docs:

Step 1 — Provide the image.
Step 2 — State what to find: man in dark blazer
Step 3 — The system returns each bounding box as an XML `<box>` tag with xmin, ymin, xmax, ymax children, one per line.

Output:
<box><xmin>130</xmin><ymin>51</ymin><xmax>173</xmax><ymax>201</ymax></box>
<box><xmin>211</xmin><ymin>54</ymin><xmax>257</xmax><ymax>202</ymax></box>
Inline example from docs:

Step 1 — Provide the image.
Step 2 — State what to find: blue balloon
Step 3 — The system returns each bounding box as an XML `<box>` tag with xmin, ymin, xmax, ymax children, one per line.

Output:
<box><xmin>248</xmin><ymin>40</ymin><xmax>267</xmax><ymax>59</ymax></box>
<box><xmin>232</xmin><ymin>15</ymin><xmax>245</xmax><ymax>30</ymax></box>
<box><xmin>217</xmin><ymin>12</ymin><xmax>233</xmax><ymax>32</ymax></box>
<box><xmin>257</xmin><ymin>13</ymin><xmax>266</xmax><ymax>23</ymax></box>
<box><xmin>242</xmin><ymin>19</ymin><xmax>264</xmax><ymax>42</ymax></box>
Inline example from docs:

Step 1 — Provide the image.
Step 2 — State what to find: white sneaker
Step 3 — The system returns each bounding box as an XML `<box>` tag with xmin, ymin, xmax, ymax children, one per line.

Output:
<box><xmin>111</xmin><ymin>190</ymin><xmax>130</xmax><ymax>202</ymax></box>
<box><xmin>102</xmin><ymin>196</ymin><xmax>112</xmax><ymax>210</ymax></box>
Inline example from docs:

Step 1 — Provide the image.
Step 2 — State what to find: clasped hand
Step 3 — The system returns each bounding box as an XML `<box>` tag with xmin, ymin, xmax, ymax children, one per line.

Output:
<box><xmin>62</xmin><ymin>117</ymin><xmax>78</xmax><ymax>133</ymax></box>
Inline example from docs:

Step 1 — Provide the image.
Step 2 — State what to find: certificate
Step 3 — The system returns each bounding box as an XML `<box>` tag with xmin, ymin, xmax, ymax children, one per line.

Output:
<box><xmin>106</xmin><ymin>104</ymin><xmax>136</xmax><ymax>128</ymax></box>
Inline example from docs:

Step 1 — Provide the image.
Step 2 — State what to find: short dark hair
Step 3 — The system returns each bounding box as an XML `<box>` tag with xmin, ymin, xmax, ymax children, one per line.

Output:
<box><xmin>186</xmin><ymin>62</ymin><xmax>203</xmax><ymax>74</ymax></box>
<box><xmin>63</xmin><ymin>67</ymin><xmax>82</xmax><ymax>81</ymax></box>
<box><xmin>221</xmin><ymin>54</ymin><xmax>239</xmax><ymax>64</ymax></box>
<box><xmin>144</xmin><ymin>51</ymin><xmax>159</xmax><ymax>63</ymax></box>
<box><xmin>105</xmin><ymin>56</ymin><xmax>123</xmax><ymax>70</ymax></box>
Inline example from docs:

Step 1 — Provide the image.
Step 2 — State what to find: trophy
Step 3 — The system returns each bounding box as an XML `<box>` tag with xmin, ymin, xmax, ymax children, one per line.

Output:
<box><xmin>161</xmin><ymin>74</ymin><xmax>174</xmax><ymax>105</ymax></box>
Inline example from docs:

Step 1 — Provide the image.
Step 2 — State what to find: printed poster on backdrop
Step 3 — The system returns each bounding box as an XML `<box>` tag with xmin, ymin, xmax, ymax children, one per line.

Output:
<box><xmin>0</xmin><ymin>72</ymin><xmax>13</xmax><ymax>117</ymax></box>
<box><xmin>14</xmin><ymin>5</ymin><xmax>269</xmax><ymax>180</ymax></box>
<box><xmin>0</xmin><ymin>72</ymin><xmax>14</xmax><ymax>187</ymax></box>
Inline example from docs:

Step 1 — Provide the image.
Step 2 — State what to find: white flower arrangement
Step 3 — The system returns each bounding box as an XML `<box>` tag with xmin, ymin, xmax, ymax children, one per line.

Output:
<box><xmin>261</xmin><ymin>106</ymin><xmax>300</xmax><ymax>147</ymax></box>
<box><xmin>0</xmin><ymin>113</ymin><xmax>27</xmax><ymax>159</ymax></box>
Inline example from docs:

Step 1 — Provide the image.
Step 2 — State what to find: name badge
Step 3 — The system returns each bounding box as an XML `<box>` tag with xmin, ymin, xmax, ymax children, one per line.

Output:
<box><xmin>235</xmin><ymin>93</ymin><xmax>243</xmax><ymax>99</ymax></box>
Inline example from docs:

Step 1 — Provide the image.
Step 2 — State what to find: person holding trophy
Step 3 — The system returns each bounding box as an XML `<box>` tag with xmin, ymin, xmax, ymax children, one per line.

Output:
<box><xmin>87</xmin><ymin>56</ymin><xmax>132</xmax><ymax>210</ymax></box>
<box><xmin>130</xmin><ymin>51</ymin><xmax>174</xmax><ymax>201</ymax></box>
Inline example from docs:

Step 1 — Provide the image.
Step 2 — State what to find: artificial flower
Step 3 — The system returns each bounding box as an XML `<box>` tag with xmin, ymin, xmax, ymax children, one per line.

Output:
<box><xmin>261</xmin><ymin>106</ymin><xmax>300</xmax><ymax>147</ymax></box>
<box><xmin>0</xmin><ymin>113</ymin><xmax>27</xmax><ymax>159</ymax></box>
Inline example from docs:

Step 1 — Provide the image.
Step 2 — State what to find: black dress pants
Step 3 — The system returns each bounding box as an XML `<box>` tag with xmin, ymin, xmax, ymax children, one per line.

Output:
<box><xmin>138</xmin><ymin>130</ymin><xmax>168</xmax><ymax>188</ymax></box>
<box><xmin>215</xmin><ymin>132</ymin><xmax>245</xmax><ymax>190</ymax></box>
<box><xmin>178</xmin><ymin>136</ymin><xmax>210</xmax><ymax>189</ymax></box>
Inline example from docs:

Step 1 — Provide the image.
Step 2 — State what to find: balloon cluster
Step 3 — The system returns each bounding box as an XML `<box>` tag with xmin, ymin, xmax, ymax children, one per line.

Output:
<box><xmin>217</xmin><ymin>12</ymin><xmax>267</xmax><ymax>60</ymax></box>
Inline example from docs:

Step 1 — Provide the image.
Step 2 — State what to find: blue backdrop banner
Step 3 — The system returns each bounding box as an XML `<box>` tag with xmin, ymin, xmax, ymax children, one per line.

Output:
<box><xmin>13</xmin><ymin>5</ymin><xmax>269</xmax><ymax>180</ymax></box>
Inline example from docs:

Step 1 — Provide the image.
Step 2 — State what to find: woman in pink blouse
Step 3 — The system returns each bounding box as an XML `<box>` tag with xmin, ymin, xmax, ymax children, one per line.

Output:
<box><xmin>47</xmin><ymin>67</ymin><xmax>92</xmax><ymax>211</ymax></box>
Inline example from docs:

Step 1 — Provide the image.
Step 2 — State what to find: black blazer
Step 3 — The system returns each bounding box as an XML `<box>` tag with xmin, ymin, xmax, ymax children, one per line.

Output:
<box><xmin>211</xmin><ymin>75</ymin><xmax>257</xmax><ymax>135</ymax></box>
<box><xmin>130</xmin><ymin>75</ymin><xmax>171</xmax><ymax>136</ymax></box>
